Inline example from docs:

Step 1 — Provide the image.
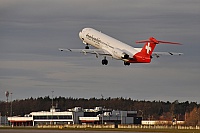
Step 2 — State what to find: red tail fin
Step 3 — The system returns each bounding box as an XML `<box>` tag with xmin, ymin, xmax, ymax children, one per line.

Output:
<box><xmin>134</xmin><ymin>37</ymin><xmax>157</xmax><ymax>63</ymax></box>
<box><xmin>133</xmin><ymin>37</ymin><xmax>180</xmax><ymax>63</ymax></box>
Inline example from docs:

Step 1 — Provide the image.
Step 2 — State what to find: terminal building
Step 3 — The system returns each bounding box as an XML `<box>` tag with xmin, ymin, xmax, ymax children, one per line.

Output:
<box><xmin>8</xmin><ymin>107</ymin><xmax>141</xmax><ymax>126</ymax></box>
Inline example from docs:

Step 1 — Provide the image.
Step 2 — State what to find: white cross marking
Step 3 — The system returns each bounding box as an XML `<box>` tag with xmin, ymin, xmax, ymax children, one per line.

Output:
<box><xmin>145</xmin><ymin>42</ymin><xmax>151</xmax><ymax>54</ymax></box>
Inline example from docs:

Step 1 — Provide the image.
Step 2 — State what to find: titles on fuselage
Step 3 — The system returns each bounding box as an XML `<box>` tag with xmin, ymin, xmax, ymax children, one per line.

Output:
<box><xmin>86</xmin><ymin>34</ymin><xmax>114</xmax><ymax>49</ymax></box>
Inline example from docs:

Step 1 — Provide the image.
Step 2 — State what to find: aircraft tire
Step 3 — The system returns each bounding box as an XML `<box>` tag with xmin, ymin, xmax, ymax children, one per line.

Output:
<box><xmin>124</xmin><ymin>62</ymin><xmax>130</xmax><ymax>66</ymax></box>
<box><xmin>102</xmin><ymin>59</ymin><xmax>108</xmax><ymax>65</ymax></box>
<box><xmin>85</xmin><ymin>45</ymin><xmax>89</xmax><ymax>49</ymax></box>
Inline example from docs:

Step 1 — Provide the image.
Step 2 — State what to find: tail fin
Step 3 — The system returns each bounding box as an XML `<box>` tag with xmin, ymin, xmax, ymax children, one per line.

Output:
<box><xmin>134</xmin><ymin>37</ymin><xmax>181</xmax><ymax>63</ymax></box>
<box><xmin>139</xmin><ymin>38</ymin><xmax>157</xmax><ymax>57</ymax></box>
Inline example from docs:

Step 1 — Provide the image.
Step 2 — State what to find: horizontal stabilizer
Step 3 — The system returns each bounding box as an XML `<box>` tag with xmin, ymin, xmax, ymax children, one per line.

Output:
<box><xmin>136</xmin><ymin>37</ymin><xmax>182</xmax><ymax>45</ymax></box>
<box><xmin>152</xmin><ymin>52</ymin><xmax>183</xmax><ymax>58</ymax></box>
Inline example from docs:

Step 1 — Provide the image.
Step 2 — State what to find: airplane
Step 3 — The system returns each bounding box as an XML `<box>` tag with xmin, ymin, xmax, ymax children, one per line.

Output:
<box><xmin>59</xmin><ymin>28</ymin><xmax>183</xmax><ymax>66</ymax></box>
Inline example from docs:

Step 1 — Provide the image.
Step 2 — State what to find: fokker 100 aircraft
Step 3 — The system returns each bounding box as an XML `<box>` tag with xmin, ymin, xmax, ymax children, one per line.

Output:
<box><xmin>59</xmin><ymin>28</ymin><xmax>182</xmax><ymax>66</ymax></box>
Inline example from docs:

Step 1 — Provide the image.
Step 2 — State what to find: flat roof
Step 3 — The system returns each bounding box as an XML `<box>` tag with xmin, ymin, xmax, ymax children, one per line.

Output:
<box><xmin>30</xmin><ymin>111</ymin><xmax>73</xmax><ymax>116</ymax></box>
<box><xmin>8</xmin><ymin>116</ymin><xmax>33</xmax><ymax>122</ymax></box>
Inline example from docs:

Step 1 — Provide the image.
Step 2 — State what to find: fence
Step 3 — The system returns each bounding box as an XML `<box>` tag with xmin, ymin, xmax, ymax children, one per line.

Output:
<box><xmin>38</xmin><ymin>124</ymin><xmax>115</xmax><ymax>129</ymax></box>
<box><xmin>38</xmin><ymin>124</ymin><xmax>200</xmax><ymax>130</ymax></box>
<box><xmin>118</xmin><ymin>124</ymin><xmax>200</xmax><ymax>130</ymax></box>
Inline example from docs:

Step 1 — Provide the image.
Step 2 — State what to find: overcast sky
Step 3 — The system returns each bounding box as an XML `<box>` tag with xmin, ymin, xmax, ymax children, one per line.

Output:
<box><xmin>0</xmin><ymin>0</ymin><xmax>200</xmax><ymax>103</ymax></box>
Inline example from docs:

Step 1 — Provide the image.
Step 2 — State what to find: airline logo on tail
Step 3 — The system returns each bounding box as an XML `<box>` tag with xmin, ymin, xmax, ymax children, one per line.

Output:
<box><xmin>145</xmin><ymin>42</ymin><xmax>151</xmax><ymax>54</ymax></box>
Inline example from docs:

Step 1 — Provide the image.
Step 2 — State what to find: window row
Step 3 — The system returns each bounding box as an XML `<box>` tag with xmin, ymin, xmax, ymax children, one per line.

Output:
<box><xmin>33</xmin><ymin>115</ymin><xmax>72</xmax><ymax>120</ymax></box>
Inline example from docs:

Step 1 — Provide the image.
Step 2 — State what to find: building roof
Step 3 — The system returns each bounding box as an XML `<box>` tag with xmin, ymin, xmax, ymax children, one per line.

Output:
<box><xmin>8</xmin><ymin>116</ymin><xmax>33</xmax><ymax>122</ymax></box>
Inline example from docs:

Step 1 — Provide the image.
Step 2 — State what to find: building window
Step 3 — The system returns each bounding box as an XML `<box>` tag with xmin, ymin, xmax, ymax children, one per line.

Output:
<box><xmin>33</xmin><ymin>115</ymin><xmax>72</xmax><ymax>120</ymax></box>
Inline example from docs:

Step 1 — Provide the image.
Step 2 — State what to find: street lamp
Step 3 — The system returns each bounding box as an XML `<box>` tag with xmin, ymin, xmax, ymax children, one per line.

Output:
<box><xmin>5</xmin><ymin>91</ymin><xmax>9</xmax><ymax>126</ymax></box>
<box><xmin>10</xmin><ymin>92</ymin><xmax>13</xmax><ymax>127</ymax></box>
<box><xmin>10</xmin><ymin>93</ymin><xmax>13</xmax><ymax>117</ymax></box>
<box><xmin>5</xmin><ymin>91</ymin><xmax>9</xmax><ymax>115</ymax></box>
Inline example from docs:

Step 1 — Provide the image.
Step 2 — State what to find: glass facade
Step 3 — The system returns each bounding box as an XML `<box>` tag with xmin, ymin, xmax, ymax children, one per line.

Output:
<box><xmin>33</xmin><ymin>115</ymin><xmax>72</xmax><ymax>120</ymax></box>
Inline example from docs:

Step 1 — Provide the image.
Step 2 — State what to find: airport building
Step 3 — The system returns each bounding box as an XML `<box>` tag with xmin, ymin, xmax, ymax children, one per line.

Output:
<box><xmin>8</xmin><ymin>107</ymin><xmax>141</xmax><ymax>126</ymax></box>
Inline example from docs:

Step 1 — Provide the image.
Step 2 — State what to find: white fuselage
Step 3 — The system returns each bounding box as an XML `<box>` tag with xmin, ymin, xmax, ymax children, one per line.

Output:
<box><xmin>59</xmin><ymin>28</ymin><xmax>182</xmax><ymax>65</ymax></box>
<box><xmin>79</xmin><ymin>28</ymin><xmax>139</xmax><ymax>60</ymax></box>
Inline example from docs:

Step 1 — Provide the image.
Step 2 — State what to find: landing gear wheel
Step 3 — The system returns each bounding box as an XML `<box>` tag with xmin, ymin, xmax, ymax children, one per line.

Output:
<box><xmin>124</xmin><ymin>62</ymin><xmax>130</xmax><ymax>66</ymax></box>
<box><xmin>102</xmin><ymin>59</ymin><xmax>108</xmax><ymax>65</ymax></box>
<box><xmin>85</xmin><ymin>45</ymin><xmax>89</xmax><ymax>49</ymax></box>
<box><xmin>102</xmin><ymin>57</ymin><xmax>108</xmax><ymax>65</ymax></box>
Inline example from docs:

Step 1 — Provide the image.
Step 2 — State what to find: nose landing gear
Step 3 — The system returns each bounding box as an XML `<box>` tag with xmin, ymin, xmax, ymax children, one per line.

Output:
<box><xmin>85</xmin><ymin>45</ymin><xmax>89</xmax><ymax>49</ymax></box>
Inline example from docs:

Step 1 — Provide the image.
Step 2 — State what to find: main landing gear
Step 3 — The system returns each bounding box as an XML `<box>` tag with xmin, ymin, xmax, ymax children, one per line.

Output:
<box><xmin>101</xmin><ymin>58</ymin><xmax>131</xmax><ymax>66</ymax></box>
<box><xmin>102</xmin><ymin>57</ymin><xmax>108</xmax><ymax>65</ymax></box>
<box><xmin>124</xmin><ymin>61</ymin><xmax>130</xmax><ymax>66</ymax></box>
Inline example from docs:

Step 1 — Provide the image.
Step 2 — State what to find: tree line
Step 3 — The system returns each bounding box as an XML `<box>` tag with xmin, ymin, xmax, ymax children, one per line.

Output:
<box><xmin>0</xmin><ymin>96</ymin><xmax>199</xmax><ymax>126</ymax></box>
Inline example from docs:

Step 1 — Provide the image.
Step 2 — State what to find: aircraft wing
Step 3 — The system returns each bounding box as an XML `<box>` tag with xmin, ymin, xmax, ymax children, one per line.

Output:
<box><xmin>152</xmin><ymin>52</ymin><xmax>183</xmax><ymax>58</ymax></box>
<box><xmin>59</xmin><ymin>48</ymin><xmax>111</xmax><ymax>57</ymax></box>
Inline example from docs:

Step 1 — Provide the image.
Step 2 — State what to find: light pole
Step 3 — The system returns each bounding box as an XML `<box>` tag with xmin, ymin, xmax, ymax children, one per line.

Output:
<box><xmin>51</xmin><ymin>90</ymin><xmax>54</xmax><ymax>125</ymax></box>
<box><xmin>5</xmin><ymin>91</ymin><xmax>9</xmax><ymax>126</ymax></box>
<box><xmin>10</xmin><ymin>92</ymin><xmax>13</xmax><ymax>127</ymax></box>
<box><xmin>10</xmin><ymin>93</ymin><xmax>13</xmax><ymax>117</ymax></box>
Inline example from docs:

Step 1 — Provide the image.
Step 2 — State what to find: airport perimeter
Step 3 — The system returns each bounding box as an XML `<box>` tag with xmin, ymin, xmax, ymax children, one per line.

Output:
<box><xmin>1</xmin><ymin>126</ymin><xmax>200</xmax><ymax>133</ymax></box>
<box><xmin>37</xmin><ymin>124</ymin><xmax>200</xmax><ymax>130</ymax></box>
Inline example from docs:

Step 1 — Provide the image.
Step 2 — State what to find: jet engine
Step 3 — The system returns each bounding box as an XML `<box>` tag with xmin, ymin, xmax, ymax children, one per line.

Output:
<box><xmin>112</xmin><ymin>48</ymin><xmax>129</xmax><ymax>59</ymax></box>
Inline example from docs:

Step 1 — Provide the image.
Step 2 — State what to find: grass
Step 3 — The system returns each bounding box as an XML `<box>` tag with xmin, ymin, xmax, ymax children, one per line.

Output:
<box><xmin>0</xmin><ymin>127</ymin><xmax>200</xmax><ymax>133</ymax></box>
